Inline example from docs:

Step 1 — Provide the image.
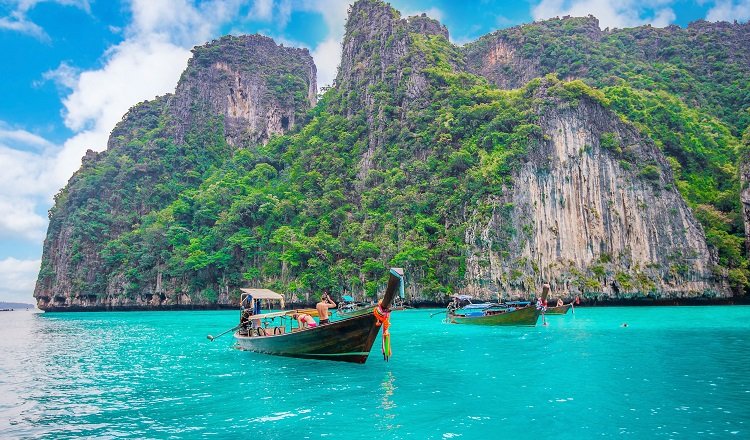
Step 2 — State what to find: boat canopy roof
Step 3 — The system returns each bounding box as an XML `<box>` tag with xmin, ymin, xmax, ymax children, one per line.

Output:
<box><xmin>247</xmin><ymin>310</ymin><xmax>289</xmax><ymax>321</ymax></box>
<box><xmin>240</xmin><ymin>288</ymin><xmax>285</xmax><ymax>308</ymax></box>
<box><xmin>451</xmin><ymin>294</ymin><xmax>473</xmax><ymax>300</ymax></box>
<box><xmin>240</xmin><ymin>288</ymin><xmax>283</xmax><ymax>300</ymax></box>
<box><xmin>342</xmin><ymin>295</ymin><xmax>354</xmax><ymax>302</ymax></box>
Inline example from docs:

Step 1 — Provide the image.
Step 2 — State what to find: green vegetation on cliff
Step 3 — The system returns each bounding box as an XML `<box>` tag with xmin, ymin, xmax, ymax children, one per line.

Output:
<box><xmin>106</xmin><ymin>31</ymin><xmax>544</xmax><ymax>301</ymax></box>
<box><xmin>466</xmin><ymin>16</ymin><xmax>749</xmax><ymax>291</ymax></box>
<box><xmin>35</xmin><ymin>1</ymin><xmax>750</xmax><ymax>307</ymax></box>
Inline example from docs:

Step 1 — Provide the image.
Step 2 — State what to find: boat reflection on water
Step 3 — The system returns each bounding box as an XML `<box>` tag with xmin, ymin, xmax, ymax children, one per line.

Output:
<box><xmin>377</xmin><ymin>370</ymin><xmax>399</xmax><ymax>431</ymax></box>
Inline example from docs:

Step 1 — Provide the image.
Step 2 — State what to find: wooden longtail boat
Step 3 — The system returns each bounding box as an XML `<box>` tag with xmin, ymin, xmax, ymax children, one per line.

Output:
<box><xmin>234</xmin><ymin>268</ymin><xmax>404</xmax><ymax>364</ymax></box>
<box><xmin>545</xmin><ymin>303</ymin><xmax>572</xmax><ymax>315</ymax></box>
<box><xmin>446</xmin><ymin>284</ymin><xmax>550</xmax><ymax>326</ymax></box>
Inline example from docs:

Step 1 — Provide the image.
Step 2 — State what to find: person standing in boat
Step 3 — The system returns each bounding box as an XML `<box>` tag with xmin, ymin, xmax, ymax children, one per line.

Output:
<box><xmin>536</xmin><ymin>296</ymin><xmax>547</xmax><ymax>311</ymax></box>
<box><xmin>316</xmin><ymin>292</ymin><xmax>337</xmax><ymax>325</ymax></box>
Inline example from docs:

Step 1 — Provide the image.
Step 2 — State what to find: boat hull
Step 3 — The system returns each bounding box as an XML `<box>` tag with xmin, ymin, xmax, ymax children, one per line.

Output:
<box><xmin>449</xmin><ymin>305</ymin><xmax>540</xmax><ymax>326</ymax></box>
<box><xmin>235</xmin><ymin>312</ymin><xmax>381</xmax><ymax>363</ymax></box>
<box><xmin>545</xmin><ymin>304</ymin><xmax>571</xmax><ymax>315</ymax></box>
<box><xmin>232</xmin><ymin>268</ymin><xmax>403</xmax><ymax>364</ymax></box>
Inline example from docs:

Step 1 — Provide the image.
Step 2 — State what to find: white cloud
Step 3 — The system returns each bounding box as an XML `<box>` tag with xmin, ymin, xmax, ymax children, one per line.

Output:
<box><xmin>39</xmin><ymin>62</ymin><xmax>80</xmax><ymax>90</ymax></box>
<box><xmin>277</xmin><ymin>0</ymin><xmax>293</xmax><ymax>28</ymax></box>
<box><xmin>0</xmin><ymin>197</ymin><xmax>46</xmax><ymax>241</ymax></box>
<box><xmin>128</xmin><ymin>0</ymin><xmax>241</xmax><ymax>46</ymax></box>
<box><xmin>0</xmin><ymin>125</ymin><xmax>54</xmax><ymax>151</ymax></box>
<box><xmin>311</xmin><ymin>36</ymin><xmax>342</xmax><ymax>88</ymax></box>
<box><xmin>250</xmin><ymin>0</ymin><xmax>274</xmax><ymax>20</ymax></box>
<box><xmin>61</xmin><ymin>37</ymin><xmax>192</xmax><ymax>132</ymax></box>
<box><xmin>706</xmin><ymin>0</ymin><xmax>750</xmax><ymax>21</ymax></box>
<box><xmin>0</xmin><ymin>0</ymin><xmax>244</xmax><ymax>247</ymax></box>
<box><xmin>0</xmin><ymin>15</ymin><xmax>47</xmax><ymax>39</ymax></box>
<box><xmin>0</xmin><ymin>126</ymin><xmax>58</xmax><ymax>241</ymax></box>
<box><xmin>0</xmin><ymin>0</ymin><xmax>91</xmax><ymax>40</ymax></box>
<box><xmin>531</xmin><ymin>0</ymin><xmax>677</xmax><ymax>29</ymax></box>
<box><xmin>0</xmin><ymin>257</ymin><xmax>40</xmax><ymax>303</ymax></box>
<box><xmin>651</xmin><ymin>6</ymin><xmax>677</xmax><ymax>26</ymax></box>
<box><xmin>302</xmin><ymin>0</ymin><xmax>348</xmax><ymax>87</ymax></box>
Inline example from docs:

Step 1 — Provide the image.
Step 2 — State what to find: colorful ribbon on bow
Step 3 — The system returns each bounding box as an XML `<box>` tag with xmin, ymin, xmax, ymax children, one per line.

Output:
<box><xmin>373</xmin><ymin>302</ymin><xmax>392</xmax><ymax>361</ymax></box>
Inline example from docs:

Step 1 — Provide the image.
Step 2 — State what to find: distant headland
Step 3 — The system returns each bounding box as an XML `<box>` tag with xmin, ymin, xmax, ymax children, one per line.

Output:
<box><xmin>0</xmin><ymin>302</ymin><xmax>35</xmax><ymax>311</ymax></box>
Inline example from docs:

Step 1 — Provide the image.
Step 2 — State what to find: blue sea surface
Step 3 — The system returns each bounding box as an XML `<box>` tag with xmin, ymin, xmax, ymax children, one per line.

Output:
<box><xmin>1</xmin><ymin>306</ymin><xmax>749</xmax><ymax>439</ymax></box>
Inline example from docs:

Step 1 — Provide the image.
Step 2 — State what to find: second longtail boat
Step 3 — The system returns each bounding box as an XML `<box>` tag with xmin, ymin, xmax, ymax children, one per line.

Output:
<box><xmin>446</xmin><ymin>284</ymin><xmax>550</xmax><ymax>326</ymax></box>
<box><xmin>545</xmin><ymin>303</ymin><xmax>572</xmax><ymax>315</ymax></box>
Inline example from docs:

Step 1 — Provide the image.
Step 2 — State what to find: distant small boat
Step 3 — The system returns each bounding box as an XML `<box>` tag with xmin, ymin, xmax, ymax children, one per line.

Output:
<box><xmin>545</xmin><ymin>303</ymin><xmax>572</xmax><ymax>315</ymax></box>
<box><xmin>446</xmin><ymin>284</ymin><xmax>550</xmax><ymax>326</ymax></box>
<box><xmin>391</xmin><ymin>296</ymin><xmax>411</xmax><ymax>311</ymax></box>
<box><xmin>233</xmin><ymin>268</ymin><xmax>404</xmax><ymax>363</ymax></box>
<box><xmin>336</xmin><ymin>292</ymin><xmax>409</xmax><ymax>318</ymax></box>
<box><xmin>336</xmin><ymin>295</ymin><xmax>372</xmax><ymax>318</ymax></box>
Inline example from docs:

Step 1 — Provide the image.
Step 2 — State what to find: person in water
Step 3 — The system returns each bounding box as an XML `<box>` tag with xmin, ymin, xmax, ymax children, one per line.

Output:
<box><xmin>316</xmin><ymin>292</ymin><xmax>337</xmax><ymax>325</ymax></box>
<box><xmin>292</xmin><ymin>312</ymin><xmax>317</xmax><ymax>329</ymax></box>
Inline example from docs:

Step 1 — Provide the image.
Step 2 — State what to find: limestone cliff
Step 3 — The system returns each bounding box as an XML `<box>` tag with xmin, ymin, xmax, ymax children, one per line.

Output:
<box><xmin>35</xmin><ymin>35</ymin><xmax>316</xmax><ymax>310</ymax></box>
<box><xmin>741</xmin><ymin>127</ymin><xmax>750</xmax><ymax>255</ymax></box>
<box><xmin>464</xmin><ymin>85</ymin><xmax>725</xmax><ymax>299</ymax></box>
<box><xmin>35</xmin><ymin>0</ymin><xmax>743</xmax><ymax>311</ymax></box>
<box><xmin>462</xmin><ymin>17</ymin><xmax>750</xmax><ymax>134</ymax></box>
<box><xmin>171</xmin><ymin>34</ymin><xmax>316</xmax><ymax>147</ymax></box>
<box><xmin>335</xmin><ymin>0</ymin><xmax>451</xmax><ymax>180</ymax></box>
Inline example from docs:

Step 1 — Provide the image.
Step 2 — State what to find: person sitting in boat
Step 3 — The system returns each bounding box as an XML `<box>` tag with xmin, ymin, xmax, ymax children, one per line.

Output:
<box><xmin>556</xmin><ymin>298</ymin><xmax>564</xmax><ymax>307</ymax></box>
<box><xmin>316</xmin><ymin>292</ymin><xmax>337</xmax><ymax>325</ymax></box>
<box><xmin>292</xmin><ymin>312</ymin><xmax>317</xmax><ymax>329</ymax></box>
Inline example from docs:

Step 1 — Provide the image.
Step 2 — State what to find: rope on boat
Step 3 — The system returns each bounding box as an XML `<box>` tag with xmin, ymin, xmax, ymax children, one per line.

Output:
<box><xmin>373</xmin><ymin>302</ymin><xmax>392</xmax><ymax>361</ymax></box>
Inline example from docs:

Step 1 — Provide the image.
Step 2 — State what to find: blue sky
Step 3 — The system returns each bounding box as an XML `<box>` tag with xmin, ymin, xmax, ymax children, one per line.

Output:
<box><xmin>1</xmin><ymin>0</ymin><xmax>748</xmax><ymax>304</ymax></box>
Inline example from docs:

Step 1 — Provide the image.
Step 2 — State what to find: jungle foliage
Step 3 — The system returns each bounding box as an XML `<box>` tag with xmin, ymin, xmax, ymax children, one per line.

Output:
<box><xmin>41</xmin><ymin>9</ymin><xmax>750</xmax><ymax>303</ymax></box>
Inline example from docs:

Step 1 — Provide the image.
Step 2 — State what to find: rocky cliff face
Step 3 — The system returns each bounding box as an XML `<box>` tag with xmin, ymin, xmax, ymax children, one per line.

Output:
<box><xmin>462</xmin><ymin>17</ymin><xmax>750</xmax><ymax>133</ymax></box>
<box><xmin>463</xmin><ymin>16</ymin><xmax>603</xmax><ymax>90</ymax></box>
<box><xmin>171</xmin><ymin>35</ymin><xmax>316</xmax><ymax>147</ymax></box>
<box><xmin>336</xmin><ymin>0</ymin><xmax>451</xmax><ymax>179</ymax></box>
<box><xmin>465</xmin><ymin>88</ymin><xmax>725</xmax><ymax>299</ymax></box>
<box><xmin>35</xmin><ymin>0</ymin><xmax>742</xmax><ymax>311</ymax></box>
<box><xmin>35</xmin><ymin>35</ymin><xmax>316</xmax><ymax>311</ymax></box>
<box><xmin>741</xmin><ymin>127</ymin><xmax>750</xmax><ymax>255</ymax></box>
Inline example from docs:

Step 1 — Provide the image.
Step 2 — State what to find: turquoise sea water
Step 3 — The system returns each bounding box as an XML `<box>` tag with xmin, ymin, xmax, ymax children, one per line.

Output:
<box><xmin>1</xmin><ymin>306</ymin><xmax>749</xmax><ymax>439</ymax></box>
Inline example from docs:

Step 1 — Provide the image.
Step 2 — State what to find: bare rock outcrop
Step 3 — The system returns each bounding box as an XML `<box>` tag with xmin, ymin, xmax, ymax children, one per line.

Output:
<box><xmin>336</xmin><ymin>0</ymin><xmax>452</xmax><ymax>180</ymax></box>
<box><xmin>170</xmin><ymin>34</ymin><xmax>316</xmax><ymax>147</ymax></box>
<box><xmin>464</xmin><ymin>88</ymin><xmax>727</xmax><ymax>299</ymax></box>
<box><xmin>741</xmin><ymin>127</ymin><xmax>750</xmax><ymax>255</ymax></box>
